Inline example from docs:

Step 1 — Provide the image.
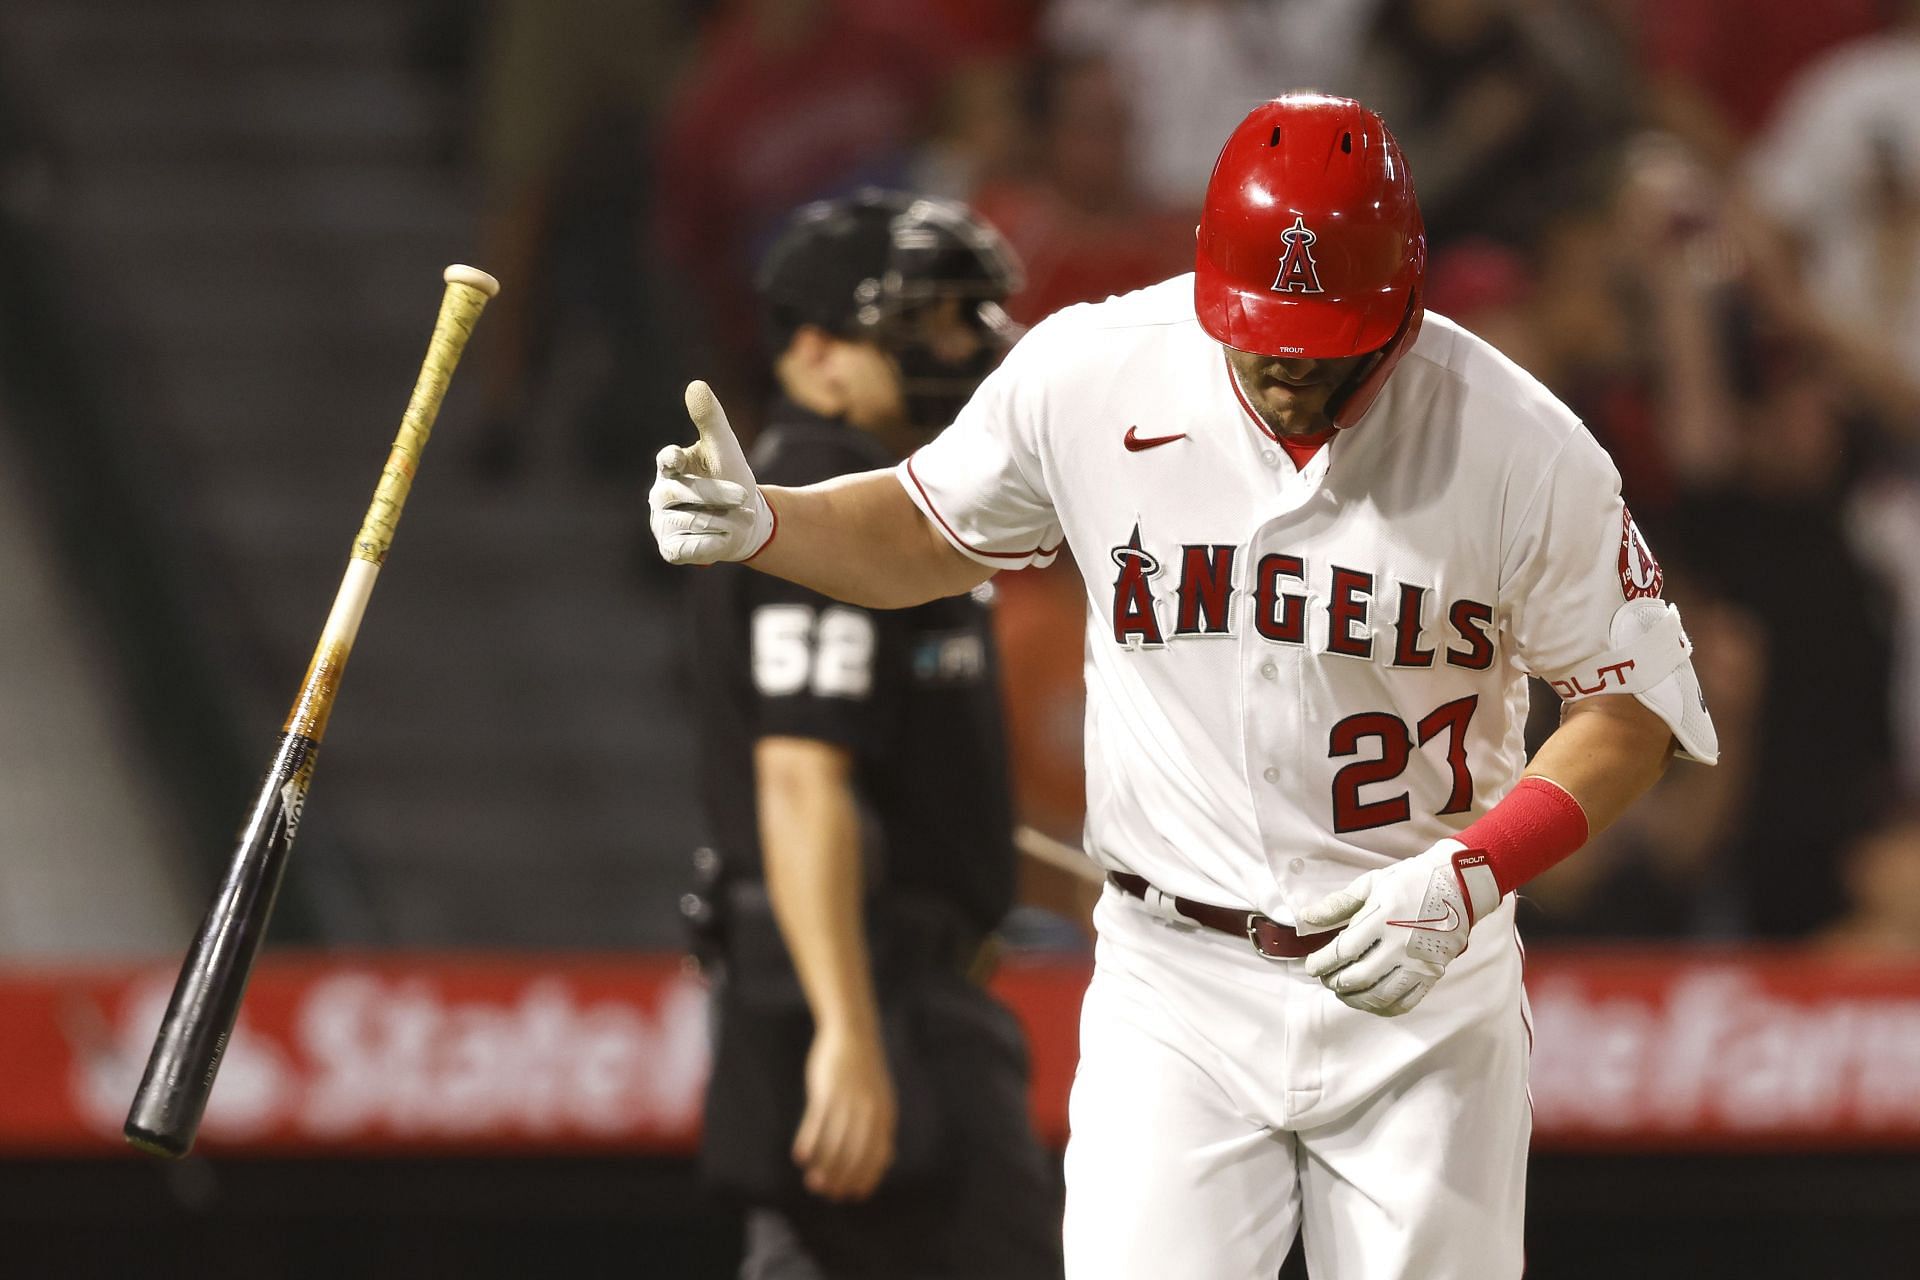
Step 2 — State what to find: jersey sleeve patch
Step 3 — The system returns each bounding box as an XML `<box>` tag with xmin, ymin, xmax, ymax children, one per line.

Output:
<box><xmin>1618</xmin><ymin>506</ymin><xmax>1664</xmax><ymax>601</ymax></box>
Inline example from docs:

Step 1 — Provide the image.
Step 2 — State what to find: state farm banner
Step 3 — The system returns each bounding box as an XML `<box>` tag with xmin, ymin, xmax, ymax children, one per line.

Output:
<box><xmin>2</xmin><ymin>950</ymin><xmax>1917</xmax><ymax>1155</ymax></box>
<box><xmin>0</xmin><ymin>955</ymin><xmax>714</xmax><ymax>1157</ymax></box>
<box><xmin>1524</xmin><ymin>951</ymin><xmax>1920</xmax><ymax>1149</ymax></box>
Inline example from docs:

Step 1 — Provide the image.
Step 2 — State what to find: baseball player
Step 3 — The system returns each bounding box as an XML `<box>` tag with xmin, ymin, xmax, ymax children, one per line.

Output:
<box><xmin>684</xmin><ymin>190</ymin><xmax>1064</xmax><ymax>1279</ymax></box>
<box><xmin>653</xmin><ymin>96</ymin><xmax>1717</xmax><ymax>1279</ymax></box>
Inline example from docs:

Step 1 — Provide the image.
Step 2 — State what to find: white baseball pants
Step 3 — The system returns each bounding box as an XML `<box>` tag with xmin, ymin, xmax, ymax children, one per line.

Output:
<box><xmin>1063</xmin><ymin>884</ymin><xmax>1531</xmax><ymax>1279</ymax></box>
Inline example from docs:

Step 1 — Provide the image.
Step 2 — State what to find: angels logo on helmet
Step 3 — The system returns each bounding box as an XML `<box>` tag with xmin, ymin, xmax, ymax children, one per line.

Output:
<box><xmin>1271</xmin><ymin>216</ymin><xmax>1326</xmax><ymax>295</ymax></box>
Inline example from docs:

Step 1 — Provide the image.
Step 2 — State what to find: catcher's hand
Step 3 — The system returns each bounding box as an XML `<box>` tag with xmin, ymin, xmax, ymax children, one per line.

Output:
<box><xmin>1300</xmin><ymin>839</ymin><xmax>1486</xmax><ymax>1017</ymax></box>
<box><xmin>649</xmin><ymin>381</ymin><xmax>775</xmax><ymax>565</ymax></box>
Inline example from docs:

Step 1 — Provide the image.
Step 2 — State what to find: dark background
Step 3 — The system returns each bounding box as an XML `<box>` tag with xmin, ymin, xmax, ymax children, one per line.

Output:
<box><xmin>6</xmin><ymin>1153</ymin><xmax>1919</xmax><ymax>1278</ymax></box>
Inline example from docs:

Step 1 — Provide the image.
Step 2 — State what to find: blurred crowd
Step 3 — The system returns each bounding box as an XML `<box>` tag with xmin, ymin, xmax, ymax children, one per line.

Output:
<box><xmin>442</xmin><ymin>0</ymin><xmax>1920</xmax><ymax>949</ymax></box>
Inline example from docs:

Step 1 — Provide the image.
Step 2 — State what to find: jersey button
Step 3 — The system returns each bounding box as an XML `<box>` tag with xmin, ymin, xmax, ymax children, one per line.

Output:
<box><xmin>1263</xmin><ymin>766</ymin><xmax>1280</xmax><ymax>783</ymax></box>
<box><xmin>1289</xmin><ymin>857</ymin><xmax>1306</xmax><ymax>875</ymax></box>
<box><xmin>1259</xmin><ymin>662</ymin><xmax>1277</xmax><ymax>680</ymax></box>
<box><xmin>1261</xmin><ymin>449</ymin><xmax>1279</xmax><ymax>467</ymax></box>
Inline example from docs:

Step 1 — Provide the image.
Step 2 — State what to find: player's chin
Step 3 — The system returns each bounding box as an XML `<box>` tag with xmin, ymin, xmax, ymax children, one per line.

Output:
<box><xmin>1254</xmin><ymin>396</ymin><xmax>1333</xmax><ymax>436</ymax></box>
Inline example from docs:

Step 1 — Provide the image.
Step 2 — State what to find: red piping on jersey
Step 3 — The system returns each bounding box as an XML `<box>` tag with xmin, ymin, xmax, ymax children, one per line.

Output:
<box><xmin>904</xmin><ymin>455</ymin><xmax>1062</xmax><ymax>562</ymax></box>
<box><xmin>1222</xmin><ymin>352</ymin><xmax>1335</xmax><ymax>464</ymax></box>
<box><xmin>1514</xmin><ymin>929</ymin><xmax>1533</xmax><ymax>1056</ymax></box>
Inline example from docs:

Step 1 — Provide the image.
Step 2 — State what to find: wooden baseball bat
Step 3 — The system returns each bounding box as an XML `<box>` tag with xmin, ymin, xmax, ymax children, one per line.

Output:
<box><xmin>1014</xmin><ymin>824</ymin><xmax>1105</xmax><ymax>940</ymax></box>
<box><xmin>122</xmin><ymin>265</ymin><xmax>499</xmax><ymax>1158</ymax></box>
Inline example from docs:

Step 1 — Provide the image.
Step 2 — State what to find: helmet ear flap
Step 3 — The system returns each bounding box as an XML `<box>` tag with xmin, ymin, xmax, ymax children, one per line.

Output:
<box><xmin>1328</xmin><ymin>281</ymin><xmax>1424</xmax><ymax>430</ymax></box>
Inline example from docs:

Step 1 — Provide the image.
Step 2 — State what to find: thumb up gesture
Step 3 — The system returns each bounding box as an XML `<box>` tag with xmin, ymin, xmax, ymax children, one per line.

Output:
<box><xmin>649</xmin><ymin>381</ymin><xmax>775</xmax><ymax>565</ymax></box>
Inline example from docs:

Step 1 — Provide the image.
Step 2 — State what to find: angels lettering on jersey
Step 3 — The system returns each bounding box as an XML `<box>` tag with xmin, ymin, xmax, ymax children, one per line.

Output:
<box><xmin>1108</xmin><ymin>520</ymin><xmax>1493</xmax><ymax>670</ymax></box>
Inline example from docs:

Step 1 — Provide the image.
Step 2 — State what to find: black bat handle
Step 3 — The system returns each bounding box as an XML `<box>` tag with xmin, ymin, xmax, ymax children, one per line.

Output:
<box><xmin>123</xmin><ymin>733</ymin><xmax>317</xmax><ymax>1157</ymax></box>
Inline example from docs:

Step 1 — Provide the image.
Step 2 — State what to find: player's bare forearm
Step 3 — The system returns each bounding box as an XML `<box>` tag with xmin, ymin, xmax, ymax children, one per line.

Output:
<box><xmin>1525</xmin><ymin>694</ymin><xmax>1676</xmax><ymax>835</ymax></box>
<box><xmin>754</xmin><ymin>471</ymin><xmax>993</xmax><ymax>609</ymax></box>
<box><xmin>755</xmin><ymin>737</ymin><xmax>883</xmax><ymax>1039</ymax></box>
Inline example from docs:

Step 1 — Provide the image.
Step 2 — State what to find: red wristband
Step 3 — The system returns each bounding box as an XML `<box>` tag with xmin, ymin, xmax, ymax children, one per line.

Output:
<box><xmin>1456</xmin><ymin>776</ymin><xmax>1590</xmax><ymax>897</ymax></box>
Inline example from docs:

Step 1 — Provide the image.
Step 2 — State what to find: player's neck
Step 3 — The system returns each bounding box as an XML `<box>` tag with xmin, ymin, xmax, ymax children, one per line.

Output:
<box><xmin>1268</xmin><ymin>419</ymin><xmax>1336</xmax><ymax>441</ymax></box>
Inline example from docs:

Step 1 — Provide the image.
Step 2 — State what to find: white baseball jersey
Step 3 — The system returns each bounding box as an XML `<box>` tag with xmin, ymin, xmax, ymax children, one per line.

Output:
<box><xmin>900</xmin><ymin>273</ymin><xmax>1664</xmax><ymax>925</ymax></box>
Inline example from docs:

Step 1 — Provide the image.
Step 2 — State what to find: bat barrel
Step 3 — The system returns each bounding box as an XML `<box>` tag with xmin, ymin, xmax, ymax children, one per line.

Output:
<box><xmin>123</xmin><ymin>733</ymin><xmax>315</xmax><ymax>1157</ymax></box>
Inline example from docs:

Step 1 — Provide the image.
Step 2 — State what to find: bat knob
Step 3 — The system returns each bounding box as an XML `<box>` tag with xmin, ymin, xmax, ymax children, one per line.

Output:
<box><xmin>124</xmin><ymin>1119</ymin><xmax>192</xmax><ymax>1159</ymax></box>
<box><xmin>443</xmin><ymin>264</ymin><xmax>501</xmax><ymax>297</ymax></box>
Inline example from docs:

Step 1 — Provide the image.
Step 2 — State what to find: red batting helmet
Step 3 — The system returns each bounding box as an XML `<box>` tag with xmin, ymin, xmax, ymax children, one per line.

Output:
<box><xmin>1195</xmin><ymin>95</ymin><xmax>1426</xmax><ymax>428</ymax></box>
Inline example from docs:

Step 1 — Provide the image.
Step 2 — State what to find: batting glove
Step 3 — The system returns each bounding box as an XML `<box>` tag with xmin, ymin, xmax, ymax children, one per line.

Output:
<box><xmin>649</xmin><ymin>380</ymin><xmax>775</xmax><ymax>565</ymax></box>
<box><xmin>1299</xmin><ymin>840</ymin><xmax>1501</xmax><ymax>1017</ymax></box>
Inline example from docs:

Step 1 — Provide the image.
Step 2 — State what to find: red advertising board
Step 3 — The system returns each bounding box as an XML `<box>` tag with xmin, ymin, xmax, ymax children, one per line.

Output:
<box><xmin>1524</xmin><ymin>949</ymin><xmax>1920</xmax><ymax>1149</ymax></box>
<box><xmin>0</xmin><ymin>954</ymin><xmax>714</xmax><ymax>1157</ymax></box>
<box><xmin>2</xmin><ymin>950</ymin><xmax>1917</xmax><ymax>1156</ymax></box>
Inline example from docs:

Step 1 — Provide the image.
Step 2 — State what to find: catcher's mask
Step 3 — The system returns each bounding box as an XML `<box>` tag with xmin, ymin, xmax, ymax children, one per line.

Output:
<box><xmin>757</xmin><ymin>189</ymin><xmax>1025</xmax><ymax>431</ymax></box>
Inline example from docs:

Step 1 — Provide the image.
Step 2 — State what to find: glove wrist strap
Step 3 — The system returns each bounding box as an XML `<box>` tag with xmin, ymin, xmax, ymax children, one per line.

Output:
<box><xmin>1448</xmin><ymin>849</ymin><xmax>1503</xmax><ymax>925</ymax></box>
<box><xmin>741</xmin><ymin>492</ymin><xmax>777</xmax><ymax>562</ymax></box>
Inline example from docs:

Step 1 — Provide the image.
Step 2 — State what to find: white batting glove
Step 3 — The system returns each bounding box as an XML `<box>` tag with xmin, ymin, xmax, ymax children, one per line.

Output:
<box><xmin>649</xmin><ymin>380</ymin><xmax>775</xmax><ymax>565</ymax></box>
<box><xmin>1299</xmin><ymin>840</ymin><xmax>1502</xmax><ymax>1017</ymax></box>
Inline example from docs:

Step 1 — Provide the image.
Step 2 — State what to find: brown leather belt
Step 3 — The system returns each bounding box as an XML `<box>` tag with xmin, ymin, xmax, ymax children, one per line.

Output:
<box><xmin>1108</xmin><ymin>871</ymin><xmax>1337</xmax><ymax>959</ymax></box>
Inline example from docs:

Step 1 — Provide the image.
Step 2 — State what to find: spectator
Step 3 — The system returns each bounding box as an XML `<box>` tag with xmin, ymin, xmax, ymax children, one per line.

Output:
<box><xmin>1603</xmin><ymin>133</ymin><xmax>1748</xmax><ymax>510</ymax></box>
<box><xmin>844</xmin><ymin>0</ymin><xmax>1040</xmax><ymax>66</ymax></box>
<box><xmin>1353</xmin><ymin>0</ymin><xmax>1637</xmax><ymax>248</ymax></box>
<box><xmin>1726</xmin><ymin>7</ymin><xmax>1920</xmax><ymax>800</ymax></box>
<box><xmin>654</xmin><ymin>0</ymin><xmax>944</xmax><ymax>429</ymax></box>
<box><xmin>1851</xmin><ymin>473</ymin><xmax>1920</xmax><ymax>796</ymax></box>
<box><xmin>969</xmin><ymin>55</ymin><xmax>1191</xmax><ymax>326</ymax></box>
<box><xmin>1635</xmin><ymin>0</ymin><xmax>1885</xmax><ymax>171</ymax></box>
<box><xmin>907</xmin><ymin>58</ymin><xmax>1029</xmax><ymax>204</ymax></box>
<box><xmin>464</xmin><ymin>0</ymin><xmax>697</xmax><ymax>482</ymax></box>
<box><xmin>1421</xmin><ymin>237</ymin><xmax>1551</xmax><ymax>379</ymax></box>
<box><xmin>852</xmin><ymin>0</ymin><xmax>1042</xmax><ymax>203</ymax></box>
<box><xmin>1525</xmin><ymin>135</ymin><xmax>1796</xmax><ymax>512</ymax></box>
<box><xmin>1045</xmin><ymin>0</ymin><xmax>1383</xmax><ymax>212</ymax></box>
<box><xmin>1820</xmin><ymin>809</ymin><xmax>1920</xmax><ymax>952</ymax></box>
<box><xmin>1670</xmin><ymin>362</ymin><xmax>1895</xmax><ymax>935</ymax></box>
<box><xmin>1494</xmin><ymin>147</ymin><xmax>1695</xmax><ymax>514</ymax></box>
<box><xmin>1745</xmin><ymin>0</ymin><xmax>1920</xmax><ymax>409</ymax></box>
<box><xmin>1503</xmin><ymin>132</ymin><xmax>1899</xmax><ymax>936</ymax></box>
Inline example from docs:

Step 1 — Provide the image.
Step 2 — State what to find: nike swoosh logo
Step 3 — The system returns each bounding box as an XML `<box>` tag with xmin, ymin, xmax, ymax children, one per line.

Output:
<box><xmin>1124</xmin><ymin>426</ymin><xmax>1188</xmax><ymax>452</ymax></box>
<box><xmin>1387</xmin><ymin>901</ymin><xmax>1462</xmax><ymax>933</ymax></box>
